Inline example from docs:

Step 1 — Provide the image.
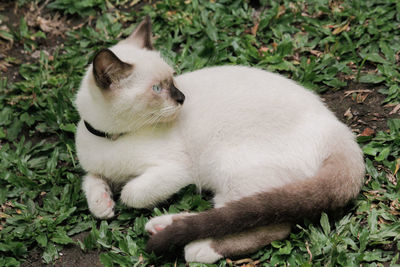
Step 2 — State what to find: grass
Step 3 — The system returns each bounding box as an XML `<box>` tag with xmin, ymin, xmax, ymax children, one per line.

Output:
<box><xmin>0</xmin><ymin>0</ymin><xmax>399</xmax><ymax>266</ymax></box>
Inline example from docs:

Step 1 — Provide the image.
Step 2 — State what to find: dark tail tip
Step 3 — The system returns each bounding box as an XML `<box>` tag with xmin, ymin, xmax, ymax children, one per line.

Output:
<box><xmin>146</xmin><ymin>229</ymin><xmax>179</xmax><ymax>255</ymax></box>
<box><xmin>146</xmin><ymin>235</ymin><xmax>163</xmax><ymax>254</ymax></box>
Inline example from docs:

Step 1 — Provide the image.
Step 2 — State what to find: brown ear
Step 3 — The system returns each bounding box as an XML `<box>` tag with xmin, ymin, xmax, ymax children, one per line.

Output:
<box><xmin>92</xmin><ymin>49</ymin><xmax>133</xmax><ymax>90</ymax></box>
<box><xmin>126</xmin><ymin>15</ymin><xmax>153</xmax><ymax>50</ymax></box>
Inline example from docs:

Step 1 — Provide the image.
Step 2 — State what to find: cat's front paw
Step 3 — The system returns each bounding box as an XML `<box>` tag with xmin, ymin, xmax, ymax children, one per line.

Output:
<box><xmin>87</xmin><ymin>191</ymin><xmax>115</xmax><ymax>219</ymax></box>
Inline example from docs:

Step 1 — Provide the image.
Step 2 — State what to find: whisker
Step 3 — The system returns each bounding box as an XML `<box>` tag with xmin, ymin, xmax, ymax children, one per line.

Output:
<box><xmin>123</xmin><ymin>105</ymin><xmax>179</xmax><ymax>133</ymax></box>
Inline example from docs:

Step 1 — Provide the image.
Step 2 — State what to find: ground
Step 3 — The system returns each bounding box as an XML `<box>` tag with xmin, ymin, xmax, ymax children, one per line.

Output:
<box><xmin>0</xmin><ymin>1</ymin><xmax>399</xmax><ymax>267</ymax></box>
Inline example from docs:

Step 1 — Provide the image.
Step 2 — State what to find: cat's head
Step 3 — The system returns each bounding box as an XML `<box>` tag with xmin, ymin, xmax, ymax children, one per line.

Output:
<box><xmin>75</xmin><ymin>16</ymin><xmax>185</xmax><ymax>134</ymax></box>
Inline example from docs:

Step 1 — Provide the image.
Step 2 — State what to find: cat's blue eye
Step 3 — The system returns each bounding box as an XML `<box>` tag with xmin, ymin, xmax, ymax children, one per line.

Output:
<box><xmin>152</xmin><ymin>84</ymin><xmax>162</xmax><ymax>93</ymax></box>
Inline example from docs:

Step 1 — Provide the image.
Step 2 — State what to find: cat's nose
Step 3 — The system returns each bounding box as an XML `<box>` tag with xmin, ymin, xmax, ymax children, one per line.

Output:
<box><xmin>175</xmin><ymin>91</ymin><xmax>185</xmax><ymax>105</ymax></box>
<box><xmin>170</xmin><ymin>84</ymin><xmax>185</xmax><ymax>105</ymax></box>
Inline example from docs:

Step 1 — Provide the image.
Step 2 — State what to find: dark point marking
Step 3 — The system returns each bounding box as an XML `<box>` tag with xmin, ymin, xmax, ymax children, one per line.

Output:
<box><xmin>92</xmin><ymin>49</ymin><xmax>133</xmax><ymax>90</ymax></box>
<box><xmin>129</xmin><ymin>15</ymin><xmax>153</xmax><ymax>50</ymax></box>
<box><xmin>169</xmin><ymin>82</ymin><xmax>185</xmax><ymax>105</ymax></box>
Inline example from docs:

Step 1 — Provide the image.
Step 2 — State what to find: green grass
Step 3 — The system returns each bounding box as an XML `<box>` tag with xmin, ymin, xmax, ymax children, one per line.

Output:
<box><xmin>1</xmin><ymin>0</ymin><xmax>399</xmax><ymax>266</ymax></box>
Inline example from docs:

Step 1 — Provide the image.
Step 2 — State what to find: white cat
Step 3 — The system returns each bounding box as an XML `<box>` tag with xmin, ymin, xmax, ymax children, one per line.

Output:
<box><xmin>75</xmin><ymin>17</ymin><xmax>365</xmax><ymax>263</ymax></box>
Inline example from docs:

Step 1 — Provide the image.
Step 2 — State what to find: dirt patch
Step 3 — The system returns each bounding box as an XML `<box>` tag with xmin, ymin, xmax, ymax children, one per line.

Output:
<box><xmin>53</xmin><ymin>232</ymin><xmax>103</xmax><ymax>267</ymax></box>
<box><xmin>21</xmin><ymin>232</ymin><xmax>102</xmax><ymax>267</ymax></box>
<box><xmin>55</xmin><ymin>249</ymin><xmax>102</xmax><ymax>267</ymax></box>
<box><xmin>322</xmin><ymin>82</ymin><xmax>398</xmax><ymax>135</ymax></box>
<box><xmin>20</xmin><ymin>247</ymin><xmax>102</xmax><ymax>267</ymax></box>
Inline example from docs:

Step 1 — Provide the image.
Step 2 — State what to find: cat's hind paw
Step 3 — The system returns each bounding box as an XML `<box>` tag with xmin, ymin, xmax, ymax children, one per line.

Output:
<box><xmin>184</xmin><ymin>239</ymin><xmax>223</xmax><ymax>263</ymax></box>
<box><xmin>87</xmin><ymin>191</ymin><xmax>115</xmax><ymax>219</ymax></box>
<box><xmin>145</xmin><ymin>214</ymin><xmax>175</xmax><ymax>235</ymax></box>
<box><xmin>145</xmin><ymin>212</ymin><xmax>191</xmax><ymax>235</ymax></box>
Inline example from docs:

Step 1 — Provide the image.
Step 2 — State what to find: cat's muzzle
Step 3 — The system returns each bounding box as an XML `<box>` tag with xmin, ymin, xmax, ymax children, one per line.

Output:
<box><xmin>170</xmin><ymin>84</ymin><xmax>185</xmax><ymax>105</ymax></box>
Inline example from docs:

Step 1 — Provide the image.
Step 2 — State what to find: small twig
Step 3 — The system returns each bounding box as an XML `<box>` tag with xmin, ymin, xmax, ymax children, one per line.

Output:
<box><xmin>389</xmin><ymin>104</ymin><xmax>400</xmax><ymax>115</ymax></box>
<box><xmin>306</xmin><ymin>241</ymin><xmax>313</xmax><ymax>263</ymax></box>
<box><xmin>343</xmin><ymin>89</ymin><xmax>372</xmax><ymax>97</ymax></box>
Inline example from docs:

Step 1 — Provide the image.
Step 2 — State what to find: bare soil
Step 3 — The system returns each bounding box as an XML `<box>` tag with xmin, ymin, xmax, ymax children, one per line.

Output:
<box><xmin>21</xmin><ymin>233</ymin><xmax>102</xmax><ymax>267</ymax></box>
<box><xmin>322</xmin><ymin>82</ymin><xmax>398</xmax><ymax>134</ymax></box>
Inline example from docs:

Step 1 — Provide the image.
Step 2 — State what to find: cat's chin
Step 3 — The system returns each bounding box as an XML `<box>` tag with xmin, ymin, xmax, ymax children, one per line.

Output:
<box><xmin>158</xmin><ymin>105</ymin><xmax>182</xmax><ymax>122</ymax></box>
<box><xmin>159</xmin><ymin>109</ymin><xmax>180</xmax><ymax>123</ymax></box>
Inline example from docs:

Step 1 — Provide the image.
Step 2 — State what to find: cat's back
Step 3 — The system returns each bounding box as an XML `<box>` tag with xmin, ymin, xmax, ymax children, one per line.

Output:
<box><xmin>175</xmin><ymin>66</ymin><xmax>337</xmax><ymax>135</ymax></box>
<box><xmin>176</xmin><ymin>66</ymin><xmax>328</xmax><ymax>115</ymax></box>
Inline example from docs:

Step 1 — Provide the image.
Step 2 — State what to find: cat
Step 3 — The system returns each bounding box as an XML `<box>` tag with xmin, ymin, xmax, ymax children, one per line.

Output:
<box><xmin>75</xmin><ymin>16</ymin><xmax>365</xmax><ymax>263</ymax></box>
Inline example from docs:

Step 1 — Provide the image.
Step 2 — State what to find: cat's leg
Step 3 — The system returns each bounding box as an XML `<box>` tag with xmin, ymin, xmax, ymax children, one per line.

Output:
<box><xmin>120</xmin><ymin>165</ymin><xmax>191</xmax><ymax>209</ymax></box>
<box><xmin>184</xmin><ymin>224</ymin><xmax>291</xmax><ymax>263</ymax></box>
<box><xmin>82</xmin><ymin>174</ymin><xmax>115</xmax><ymax>218</ymax></box>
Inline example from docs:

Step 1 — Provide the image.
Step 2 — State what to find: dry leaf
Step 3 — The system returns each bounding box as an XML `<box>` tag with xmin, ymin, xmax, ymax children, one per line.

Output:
<box><xmin>309</xmin><ymin>49</ymin><xmax>323</xmax><ymax>57</ymax></box>
<box><xmin>0</xmin><ymin>60</ymin><xmax>11</xmax><ymax>72</ymax></box>
<box><xmin>378</xmin><ymin>217</ymin><xmax>390</xmax><ymax>225</ymax></box>
<box><xmin>359</xmin><ymin>127</ymin><xmax>375</xmax><ymax>137</ymax></box>
<box><xmin>233</xmin><ymin>258</ymin><xmax>259</xmax><ymax>265</ymax></box>
<box><xmin>129</xmin><ymin>0</ymin><xmax>141</xmax><ymax>6</ymax></box>
<box><xmin>356</xmin><ymin>92</ymin><xmax>370</xmax><ymax>103</ymax></box>
<box><xmin>365</xmin><ymin>190</ymin><xmax>385</xmax><ymax>198</ymax></box>
<box><xmin>332</xmin><ymin>21</ymin><xmax>350</xmax><ymax>35</ymax></box>
<box><xmin>344</xmin><ymin>108</ymin><xmax>353</xmax><ymax>119</ymax></box>
<box><xmin>386</xmin><ymin>172</ymin><xmax>397</xmax><ymax>186</ymax></box>
<box><xmin>390</xmin><ymin>199</ymin><xmax>400</xmax><ymax>210</ymax></box>
<box><xmin>258</xmin><ymin>46</ymin><xmax>270</xmax><ymax>53</ymax></box>
<box><xmin>36</xmin><ymin>14</ymin><xmax>67</xmax><ymax>36</ymax></box>
<box><xmin>347</xmin><ymin>61</ymin><xmax>357</xmax><ymax>69</ymax></box>
<box><xmin>330</xmin><ymin>1</ymin><xmax>345</xmax><ymax>12</ymax></box>
<box><xmin>31</xmin><ymin>50</ymin><xmax>50</xmax><ymax>59</ymax></box>
<box><xmin>25</xmin><ymin>0</ymin><xmax>68</xmax><ymax>36</ymax></box>
<box><xmin>251</xmin><ymin>21</ymin><xmax>259</xmax><ymax>36</ymax></box>
<box><xmin>276</xmin><ymin>5</ymin><xmax>286</xmax><ymax>18</ymax></box>
<box><xmin>341</xmin><ymin>74</ymin><xmax>356</xmax><ymax>80</ymax></box>
<box><xmin>389</xmin><ymin>104</ymin><xmax>400</xmax><ymax>115</ymax></box>
<box><xmin>394</xmin><ymin>159</ymin><xmax>400</xmax><ymax>175</ymax></box>
<box><xmin>166</xmin><ymin>11</ymin><xmax>177</xmax><ymax>17</ymax></box>
<box><xmin>0</xmin><ymin>212</ymin><xmax>10</xmax><ymax>218</ymax></box>
<box><xmin>0</xmin><ymin>26</ymin><xmax>14</xmax><ymax>51</ymax></box>
<box><xmin>344</xmin><ymin>89</ymin><xmax>372</xmax><ymax>97</ymax></box>
<box><xmin>389</xmin><ymin>210</ymin><xmax>400</xmax><ymax>216</ymax></box>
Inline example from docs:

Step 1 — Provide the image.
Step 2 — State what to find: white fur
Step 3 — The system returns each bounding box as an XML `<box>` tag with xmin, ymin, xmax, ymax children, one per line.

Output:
<box><xmin>145</xmin><ymin>213</ymin><xmax>191</xmax><ymax>235</ymax></box>
<box><xmin>145</xmin><ymin>214</ymin><xmax>175</xmax><ymax>235</ymax></box>
<box><xmin>184</xmin><ymin>239</ymin><xmax>223</xmax><ymax>263</ymax></box>
<box><xmin>75</xmin><ymin>30</ymin><xmax>364</xmax><ymax>262</ymax></box>
<box><xmin>82</xmin><ymin>174</ymin><xmax>115</xmax><ymax>218</ymax></box>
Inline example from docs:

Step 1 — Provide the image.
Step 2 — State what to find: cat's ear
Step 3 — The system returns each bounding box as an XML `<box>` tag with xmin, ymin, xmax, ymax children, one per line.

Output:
<box><xmin>125</xmin><ymin>15</ymin><xmax>153</xmax><ymax>50</ymax></box>
<box><xmin>92</xmin><ymin>49</ymin><xmax>133</xmax><ymax>90</ymax></box>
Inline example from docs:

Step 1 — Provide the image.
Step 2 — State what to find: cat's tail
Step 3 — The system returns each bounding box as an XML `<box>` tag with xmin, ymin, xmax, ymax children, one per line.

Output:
<box><xmin>146</xmin><ymin>150</ymin><xmax>364</xmax><ymax>254</ymax></box>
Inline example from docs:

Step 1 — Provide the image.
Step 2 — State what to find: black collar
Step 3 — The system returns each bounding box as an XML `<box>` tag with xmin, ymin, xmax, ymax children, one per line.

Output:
<box><xmin>84</xmin><ymin>121</ymin><xmax>123</xmax><ymax>140</ymax></box>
